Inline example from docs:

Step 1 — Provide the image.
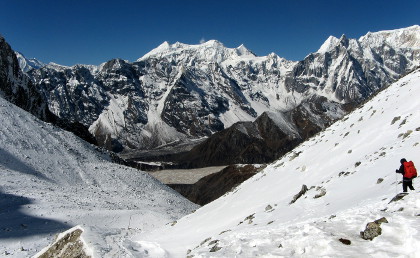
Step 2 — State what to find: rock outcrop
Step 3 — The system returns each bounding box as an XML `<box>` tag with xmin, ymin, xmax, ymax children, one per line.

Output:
<box><xmin>289</xmin><ymin>185</ymin><xmax>309</xmax><ymax>204</ymax></box>
<box><xmin>360</xmin><ymin>217</ymin><xmax>389</xmax><ymax>240</ymax></box>
<box><xmin>0</xmin><ymin>36</ymin><xmax>96</xmax><ymax>145</ymax></box>
<box><xmin>36</xmin><ymin>227</ymin><xmax>91</xmax><ymax>258</ymax></box>
<box><xmin>0</xmin><ymin>35</ymin><xmax>51</xmax><ymax>120</ymax></box>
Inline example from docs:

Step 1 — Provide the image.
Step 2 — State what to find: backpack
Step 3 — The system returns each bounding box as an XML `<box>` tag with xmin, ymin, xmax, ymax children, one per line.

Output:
<box><xmin>403</xmin><ymin>161</ymin><xmax>417</xmax><ymax>178</ymax></box>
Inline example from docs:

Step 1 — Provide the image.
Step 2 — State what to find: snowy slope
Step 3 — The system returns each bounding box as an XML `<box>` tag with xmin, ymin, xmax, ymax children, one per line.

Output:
<box><xmin>0</xmin><ymin>96</ymin><xmax>198</xmax><ymax>257</ymax></box>
<box><xmin>132</xmin><ymin>69</ymin><xmax>420</xmax><ymax>257</ymax></box>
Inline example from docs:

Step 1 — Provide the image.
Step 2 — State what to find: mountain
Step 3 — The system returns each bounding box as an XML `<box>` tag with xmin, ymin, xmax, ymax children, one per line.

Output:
<box><xmin>285</xmin><ymin>25</ymin><xmax>420</xmax><ymax>103</ymax></box>
<box><xmin>0</xmin><ymin>35</ymin><xmax>51</xmax><ymax>120</ymax></box>
<box><xmin>129</xmin><ymin>67</ymin><xmax>420</xmax><ymax>257</ymax></box>
<box><xmin>28</xmin><ymin>41</ymin><xmax>295</xmax><ymax>151</ymax></box>
<box><xmin>164</xmin><ymin>97</ymin><xmax>348</xmax><ymax>168</ymax></box>
<box><xmin>0</xmin><ymin>91</ymin><xmax>197</xmax><ymax>257</ymax></box>
<box><xmin>27</xmin><ymin>26</ymin><xmax>420</xmax><ymax>153</ymax></box>
<box><xmin>15</xmin><ymin>51</ymin><xmax>45</xmax><ymax>73</ymax></box>
<box><xmin>0</xmin><ymin>35</ymin><xmax>97</xmax><ymax>145</ymax></box>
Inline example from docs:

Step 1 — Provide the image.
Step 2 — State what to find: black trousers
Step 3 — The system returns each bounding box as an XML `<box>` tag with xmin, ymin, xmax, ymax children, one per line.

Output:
<box><xmin>403</xmin><ymin>178</ymin><xmax>415</xmax><ymax>192</ymax></box>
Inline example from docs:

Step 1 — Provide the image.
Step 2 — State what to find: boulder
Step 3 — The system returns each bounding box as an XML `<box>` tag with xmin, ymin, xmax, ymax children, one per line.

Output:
<box><xmin>389</xmin><ymin>192</ymin><xmax>409</xmax><ymax>203</ymax></box>
<box><xmin>37</xmin><ymin>227</ymin><xmax>90</xmax><ymax>258</ymax></box>
<box><xmin>289</xmin><ymin>185</ymin><xmax>308</xmax><ymax>204</ymax></box>
<box><xmin>360</xmin><ymin>217</ymin><xmax>388</xmax><ymax>240</ymax></box>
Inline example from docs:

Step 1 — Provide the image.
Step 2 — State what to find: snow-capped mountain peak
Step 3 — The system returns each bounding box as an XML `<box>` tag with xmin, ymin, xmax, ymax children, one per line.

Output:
<box><xmin>318</xmin><ymin>25</ymin><xmax>420</xmax><ymax>55</ymax></box>
<box><xmin>138</xmin><ymin>39</ymin><xmax>255</xmax><ymax>62</ymax></box>
<box><xmin>317</xmin><ymin>34</ymin><xmax>351</xmax><ymax>54</ymax></box>
<box><xmin>201</xmin><ymin>39</ymin><xmax>223</xmax><ymax>47</ymax></box>
<box><xmin>317</xmin><ymin>35</ymin><xmax>340</xmax><ymax>53</ymax></box>
<box><xmin>158</xmin><ymin>40</ymin><xmax>171</xmax><ymax>49</ymax></box>
<box><xmin>235</xmin><ymin>43</ymin><xmax>256</xmax><ymax>57</ymax></box>
<box><xmin>359</xmin><ymin>25</ymin><xmax>420</xmax><ymax>49</ymax></box>
<box><xmin>15</xmin><ymin>51</ymin><xmax>46</xmax><ymax>72</ymax></box>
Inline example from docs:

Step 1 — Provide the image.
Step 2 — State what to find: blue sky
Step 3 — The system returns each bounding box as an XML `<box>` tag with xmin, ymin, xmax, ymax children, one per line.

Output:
<box><xmin>1</xmin><ymin>0</ymin><xmax>419</xmax><ymax>66</ymax></box>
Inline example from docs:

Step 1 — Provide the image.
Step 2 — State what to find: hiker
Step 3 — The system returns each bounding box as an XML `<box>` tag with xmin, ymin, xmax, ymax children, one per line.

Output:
<box><xmin>396</xmin><ymin>158</ymin><xmax>416</xmax><ymax>192</ymax></box>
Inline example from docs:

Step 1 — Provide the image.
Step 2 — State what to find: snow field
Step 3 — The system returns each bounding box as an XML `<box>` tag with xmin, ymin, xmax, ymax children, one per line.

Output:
<box><xmin>133</xmin><ymin>69</ymin><xmax>420</xmax><ymax>257</ymax></box>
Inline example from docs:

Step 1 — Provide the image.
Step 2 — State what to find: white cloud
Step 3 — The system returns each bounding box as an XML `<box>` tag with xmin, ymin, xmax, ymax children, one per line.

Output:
<box><xmin>199</xmin><ymin>38</ymin><xmax>206</xmax><ymax>44</ymax></box>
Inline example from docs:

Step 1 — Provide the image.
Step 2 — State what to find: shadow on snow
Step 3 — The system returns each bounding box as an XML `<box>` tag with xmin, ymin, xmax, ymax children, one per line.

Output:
<box><xmin>0</xmin><ymin>190</ymin><xmax>70</xmax><ymax>239</ymax></box>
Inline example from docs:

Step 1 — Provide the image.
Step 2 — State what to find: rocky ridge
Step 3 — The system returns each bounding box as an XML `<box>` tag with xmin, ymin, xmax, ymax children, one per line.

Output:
<box><xmin>0</xmin><ymin>36</ymin><xmax>96</xmax><ymax>144</ymax></box>
<box><xmin>0</xmin><ymin>36</ymin><xmax>50</xmax><ymax>120</ymax></box>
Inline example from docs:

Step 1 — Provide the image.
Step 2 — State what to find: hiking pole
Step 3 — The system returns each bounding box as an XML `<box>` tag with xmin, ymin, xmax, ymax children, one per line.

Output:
<box><xmin>395</xmin><ymin>172</ymin><xmax>398</xmax><ymax>195</ymax></box>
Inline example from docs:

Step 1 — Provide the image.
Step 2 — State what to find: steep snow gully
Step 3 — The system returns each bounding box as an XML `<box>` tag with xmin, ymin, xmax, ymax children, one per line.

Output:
<box><xmin>131</xmin><ymin>69</ymin><xmax>420</xmax><ymax>257</ymax></box>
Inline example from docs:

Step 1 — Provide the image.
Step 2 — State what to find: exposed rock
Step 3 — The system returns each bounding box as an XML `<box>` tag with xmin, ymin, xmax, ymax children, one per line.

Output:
<box><xmin>200</xmin><ymin>237</ymin><xmax>212</xmax><ymax>246</ymax></box>
<box><xmin>0</xmin><ymin>36</ymin><xmax>50</xmax><ymax>120</ymax></box>
<box><xmin>360</xmin><ymin>217</ymin><xmax>389</xmax><ymax>240</ymax></box>
<box><xmin>37</xmin><ymin>227</ymin><xmax>91</xmax><ymax>258</ymax></box>
<box><xmin>290</xmin><ymin>185</ymin><xmax>308</xmax><ymax>204</ymax></box>
<box><xmin>209</xmin><ymin>245</ymin><xmax>222</xmax><ymax>252</ymax></box>
<box><xmin>208</xmin><ymin>240</ymin><xmax>219</xmax><ymax>246</ymax></box>
<box><xmin>314</xmin><ymin>188</ymin><xmax>327</xmax><ymax>199</ymax></box>
<box><xmin>339</xmin><ymin>238</ymin><xmax>351</xmax><ymax>245</ymax></box>
<box><xmin>377</xmin><ymin>178</ymin><xmax>384</xmax><ymax>184</ymax></box>
<box><xmin>265</xmin><ymin>205</ymin><xmax>273</xmax><ymax>211</ymax></box>
<box><xmin>219</xmin><ymin>230</ymin><xmax>231</xmax><ymax>235</ymax></box>
<box><xmin>244</xmin><ymin>214</ymin><xmax>255</xmax><ymax>224</ymax></box>
<box><xmin>389</xmin><ymin>192</ymin><xmax>409</xmax><ymax>203</ymax></box>
<box><xmin>338</xmin><ymin>171</ymin><xmax>351</xmax><ymax>177</ymax></box>
<box><xmin>375</xmin><ymin>217</ymin><xmax>389</xmax><ymax>224</ymax></box>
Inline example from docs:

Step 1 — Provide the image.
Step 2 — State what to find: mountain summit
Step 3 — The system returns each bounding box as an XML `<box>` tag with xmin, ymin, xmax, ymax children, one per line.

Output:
<box><xmin>138</xmin><ymin>39</ymin><xmax>256</xmax><ymax>64</ymax></box>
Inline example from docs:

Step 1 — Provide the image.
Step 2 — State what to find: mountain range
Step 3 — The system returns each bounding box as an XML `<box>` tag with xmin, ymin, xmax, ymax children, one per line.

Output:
<box><xmin>21</xmin><ymin>26</ymin><xmax>419</xmax><ymax>163</ymax></box>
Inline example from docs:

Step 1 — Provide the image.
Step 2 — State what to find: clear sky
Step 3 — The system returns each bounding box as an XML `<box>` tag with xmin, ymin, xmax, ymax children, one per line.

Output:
<box><xmin>1</xmin><ymin>0</ymin><xmax>419</xmax><ymax>66</ymax></box>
